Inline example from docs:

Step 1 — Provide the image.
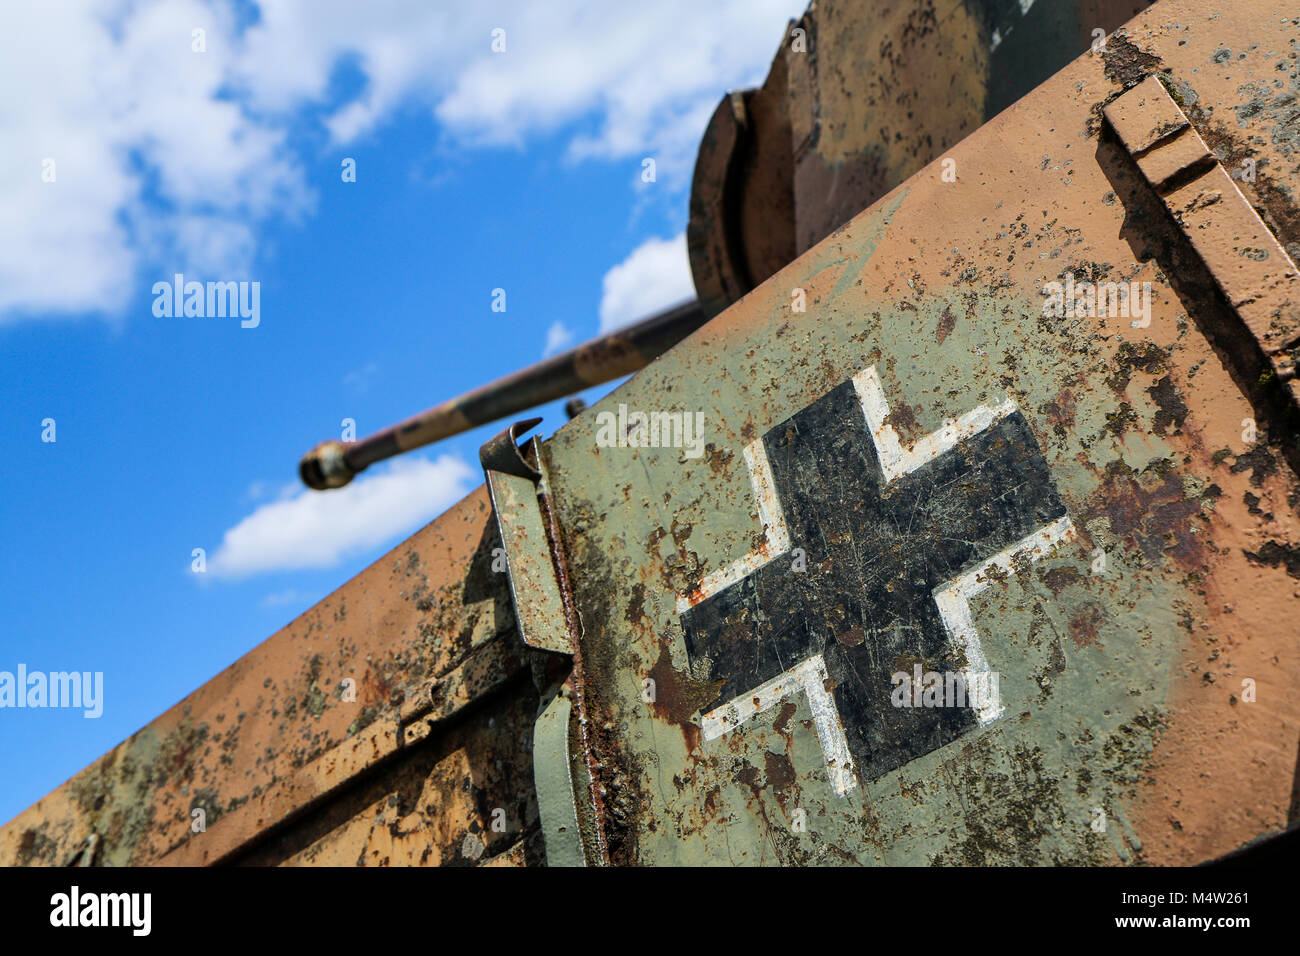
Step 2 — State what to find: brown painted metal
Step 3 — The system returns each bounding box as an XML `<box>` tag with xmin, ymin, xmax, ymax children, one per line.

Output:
<box><xmin>688</xmin><ymin>0</ymin><xmax>1159</xmax><ymax>317</ymax></box>
<box><xmin>1</xmin><ymin>488</ymin><xmax>544</xmax><ymax>866</ymax></box>
<box><xmin>689</xmin><ymin>82</ymin><xmax>797</xmax><ymax>318</ymax></box>
<box><xmin>300</xmin><ymin>299</ymin><xmax>707</xmax><ymax>490</ymax></box>
<box><xmin>1105</xmin><ymin>76</ymin><xmax>1300</xmax><ymax>406</ymax></box>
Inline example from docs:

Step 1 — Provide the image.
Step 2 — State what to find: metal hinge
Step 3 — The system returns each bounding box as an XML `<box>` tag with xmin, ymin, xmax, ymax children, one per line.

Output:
<box><xmin>480</xmin><ymin>419</ymin><xmax>577</xmax><ymax>656</ymax></box>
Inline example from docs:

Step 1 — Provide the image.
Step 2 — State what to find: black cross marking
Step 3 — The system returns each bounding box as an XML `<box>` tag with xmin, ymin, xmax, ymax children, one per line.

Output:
<box><xmin>678</xmin><ymin>366</ymin><xmax>1071</xmax><ymax>793</ymax></box>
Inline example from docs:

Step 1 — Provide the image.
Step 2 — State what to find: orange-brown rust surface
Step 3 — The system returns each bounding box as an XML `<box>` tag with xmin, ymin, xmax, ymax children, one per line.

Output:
<box><xmin>0</xmin><ymin>486</ymin><xmax>522</xmax><ymax>866</ymax></box>
<box><xmin>690</xmin><ymin>0</ymin><xmax>1156</xmax><ymax>315</ymax></box>
<box><xmin>239</xmin><ymin>685</ymin><xmax>543</xmax><ymax>867</ymax></box>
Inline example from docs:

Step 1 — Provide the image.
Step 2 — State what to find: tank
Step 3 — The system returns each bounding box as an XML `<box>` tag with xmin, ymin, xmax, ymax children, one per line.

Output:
<box><xmin>4</xmin><ymin>0</ymin><xmax>1298</xmax><ymax>868</ymax></box>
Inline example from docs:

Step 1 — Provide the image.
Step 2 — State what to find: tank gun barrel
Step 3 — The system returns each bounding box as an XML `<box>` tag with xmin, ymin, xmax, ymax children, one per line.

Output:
<box><xmin>299</xmin><ymin>299</ymin><xmax>707</xmax><ymax>490</ymax></box>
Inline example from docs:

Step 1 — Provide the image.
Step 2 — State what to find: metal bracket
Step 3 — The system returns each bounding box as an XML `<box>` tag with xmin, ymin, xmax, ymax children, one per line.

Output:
<box><xmin>532</xmin><ymin>687</ymin><xmax>587</xmax><ymax>867</ymax></box>
<box><xmin>481</xmin><ymin>420</ymin><xmax>575</xmax><ymax>655</ymax></box>
<box><xmin>479</xmin><ymin>417</ymin><xmax>543</xmax><ymax>481</ymax></box>
<box><xmin>1104</xmin><ymin>75</ymin><xmax>1300</xmax><ymax>407</ymax></box>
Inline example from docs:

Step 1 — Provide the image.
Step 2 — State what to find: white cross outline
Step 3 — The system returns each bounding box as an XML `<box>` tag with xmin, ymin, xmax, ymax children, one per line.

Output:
<box><xmin>678</xmin><ymin>366</ymin><xmax>1075</xmax><ymax>796</ymax></box>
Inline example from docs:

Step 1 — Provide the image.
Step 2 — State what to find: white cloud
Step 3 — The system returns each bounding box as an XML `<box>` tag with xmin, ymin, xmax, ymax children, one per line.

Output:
<box><xmin>430</xmin><ymin>3</ymin><xmax>796</xmax><ymax>182</ymax></box>
<box><xmin>0</xmin><ymin>1</ymin><xmax>309</xmax><ymax>322</ymax></box>
<box><xmin>235</xmin><ymin>0</ymin><xmax>803</xmax><ymax>179</ymax></box>
<box><xmin>1</xmin><ymin>0</ymin><xmax>803</xmax><ymax>322</ymax></box>
<box><xmin>209</xmin><ymin>454</ymin><xmax>475</xmax><ymax>577</ymax></box>
<box><xmin>598</xmin><ymin>232</ymin><xmax>696</xmax><ymax>332</ymax></box>
<box><xmin>543</xmin><ymin>320</ymin><xmax>574</xmax><ymax>356</ymax></box>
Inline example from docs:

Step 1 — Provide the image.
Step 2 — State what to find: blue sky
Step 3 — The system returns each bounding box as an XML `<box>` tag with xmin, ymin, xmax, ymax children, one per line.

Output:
<box><xmin>0</xmin><ymin>0</ymin><xmax>805</xmax><ymax>823</ymax></box>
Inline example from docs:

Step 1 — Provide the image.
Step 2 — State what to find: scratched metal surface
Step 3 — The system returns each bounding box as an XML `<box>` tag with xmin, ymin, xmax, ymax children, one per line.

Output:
<box><xmin>784</xmin><ymin>0</ymin><xmax>1161</xmax><ymax>255</ymax></box>
<box><xmin>543</xmin><ymin>0</ymin><xmax>1300</xmax><ymax>865</ymax></box>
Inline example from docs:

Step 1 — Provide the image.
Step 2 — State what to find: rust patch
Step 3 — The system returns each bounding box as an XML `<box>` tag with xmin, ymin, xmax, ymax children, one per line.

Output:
<box><xmin>1040</xmin><ymin>389</ymin><xmax>1079</xmax><ymax>439</ymax></box>
<box><xmin>936</xmin><ymin>304</ymin><xmax>957</xmax><ymax>344</ymax></box>
<box><xmin>1068</xmin><ymin>604</ymin><xmax>1104</xmax><ymax>648</ymax></box>
<box><xmin>1084</xmin><ymin>461</ymin><xmax>1207</xmax><ymax>571</ymax></box>
<box><xmin>624</xmin><ymin>582</ymin><xmax>647</xmax><ymax>626</ymax></box>
<box><xmin>884</xmin><ymin>402</ymin><xmax>922</xmax><ymax>444</ymax></box>
<box><xmin>835</xmin><ymin>627</ymin><xmax>866</xmax><ymax>647</ymax></box>
<box><xmin>1228</xmin><ymin>445</ymin><xmax>1280</xmax><ymax>488</ymax></box>
<box><xmin>763</xmin><ymin>750</ymin><xmax>798</xmax><ymax>805</ymax></box>
<box><xmin>1244</xmin><ymin>540</ymin><xmax>1300</xmax><ymax>579</ymax></box>
<box><xmin>647</xmin><ymin>645</ymin><xmax>724</xmax><ymax>731</ymax></box>
<box><xmin>706</xmin><ymin>443</ymin><xmax>735</xmax><ymax>478</ymax></box>
<box><xmin>1101</xmin><ymin>32</ymin><xmax>1163</xmax><ymax>90</ymax></box>
<box><xmin>1042</xmin><ymin>565</ymin><xmax>1084</xmax><ymax>595</ymax></box>
<box><xmin>773</xmin><ymin>700</ymin><xmax>797</xmax><ymax>737</ymax></box>
<box><xmin>1102</xmin><ymin>402</ymin><xmax>1139</xmax><ymax>438</ymax></box>
<box><xmin>1106</xmin><ymin>341</ymin><xmax>1168</xmax><ymax>394</ymax></box>
<box><xmin>1147</xmin><ymin>376</ymin><xmax>1189</xmax><ymax>436</ymax></box>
